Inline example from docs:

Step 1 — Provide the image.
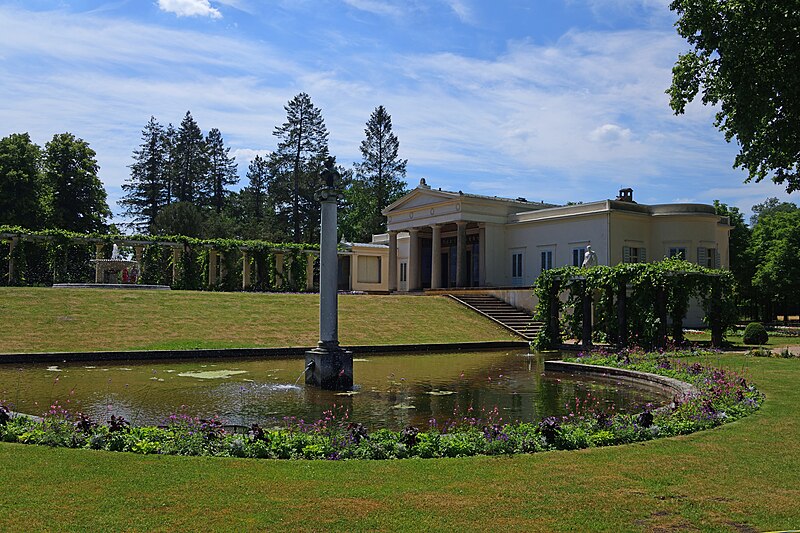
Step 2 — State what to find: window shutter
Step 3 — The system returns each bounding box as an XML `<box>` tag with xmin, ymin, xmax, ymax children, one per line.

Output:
<box><xmin>623</xmin><ymin>246</ymin><xmax>630</xmax><ymax>264</ymax></box>
<box><xmin>697</xmin><ymin>247</ymin><xmax>707</xmax><ymax>266</ymax></box>
<box><xmin>714</xmin><ymin>249</ymin><xmax>721</xmax><ymax>269</ymax></box>
<box><xmin>640</xmin><ymin>247</ymin><xmax>646</xmax><ymax>263</ymax></box>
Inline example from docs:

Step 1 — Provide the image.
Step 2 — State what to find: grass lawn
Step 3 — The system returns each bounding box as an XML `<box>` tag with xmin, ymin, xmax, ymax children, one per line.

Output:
<box><xmin>684</xmin><ymin>331</ymin><xmax>799</xmax><ymax>348</ymax></box>
<box><xmin>0</xmin><ymin>287</ymin><xmax>515</xmax><ymax>353</ymax></box>
<box><xmin>0</xmin><ymin>353</ymin><xmax>798</xmax><ymax>531</ymax></box>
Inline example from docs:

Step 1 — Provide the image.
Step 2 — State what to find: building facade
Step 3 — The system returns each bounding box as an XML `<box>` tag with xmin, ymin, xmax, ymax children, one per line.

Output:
<box><xmin>340</xmin><ymin>180</ymin><xmax>731</xmax><ymax>303</ymax></box>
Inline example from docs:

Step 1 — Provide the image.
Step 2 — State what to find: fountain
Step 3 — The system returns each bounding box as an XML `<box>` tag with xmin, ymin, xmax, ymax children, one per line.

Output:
<box><xmin>91</xmin><ymin>243</ymin><xmax>140</xmax><ymax>284</ymax></box>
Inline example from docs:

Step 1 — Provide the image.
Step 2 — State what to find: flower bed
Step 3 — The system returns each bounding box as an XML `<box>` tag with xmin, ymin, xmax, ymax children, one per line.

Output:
<box><xmin>0</xmin><ymin>349</ymin><xmax>763</xmax><ymax>460</ymax></box>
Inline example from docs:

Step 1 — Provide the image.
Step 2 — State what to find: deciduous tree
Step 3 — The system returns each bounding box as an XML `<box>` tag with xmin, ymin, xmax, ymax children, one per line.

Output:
<box><xmin>0</xmin><ymin>133</ymin><xmax>43</xmax><ymax>228</ymax></box>
<box><xmin>42</xmin><ymin>133</ymin><xmax>110</xmax><ymax>233</ymax></box>
<box><xmin>668</xmin><ymin>0</ymin><xmax>800</xmax><ymax>191</ymax></box>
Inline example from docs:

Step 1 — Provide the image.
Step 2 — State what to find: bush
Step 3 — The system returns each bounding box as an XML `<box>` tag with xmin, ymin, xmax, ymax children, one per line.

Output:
<box><xmin>743</xmin><ymin>322</ymin><xmax>769</xmax><ymax>345</ymax></box>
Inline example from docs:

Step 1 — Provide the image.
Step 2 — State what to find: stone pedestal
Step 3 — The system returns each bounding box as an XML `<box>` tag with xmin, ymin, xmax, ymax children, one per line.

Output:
<box><xmin>305</xmin><ymin>342</ymin><xmax>353</xmax><ymax>390</ymax></box>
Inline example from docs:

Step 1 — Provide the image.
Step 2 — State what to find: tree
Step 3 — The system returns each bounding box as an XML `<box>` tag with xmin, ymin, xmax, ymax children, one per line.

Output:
<box><xmin>714</xmin><ymin>200</ymin><xmax>756</xmax><ymax>317</ymax></box>
<box><xmin>204</xmin><ymin>128</ymin><xmax>238</xmax><ymax>213</ymax></box>
<box><xmin>173</xmin><ymin>111</ymin><xmax>207</xmax><ymax>205</ymax></box>
<box><xmin>750</xmin><ymin>197</ymin><xmax>798</xmax><ymax>226</ymax></box>
<box><xmin>269</xmin><ymin>93</ymin><xmax>329</xmax><ymax>243</ymax></box>
<box><xmin>0</xmin><ymin>133</ymin><xmax>43</xmax><ymax>228</ymax></box>
<box><xmin>342</xmin><ymin>106</ymin><xmax>408</xmax><ymax>241</ymax></box>
<box><xmin>242</xmin><ymin>155</ymin><xmax>269</xmax><ymax>222</ymax></box>
<box><xmin>668</xmin><ymin>0</ymin><xmax>800</xmax><ymax>192</ymax></box>
<box><xmin>42</xmin><ymin>133</ymin><xmax>110</xmax><ymax>233</ymax></box>
<box><xmin>750</xmin><ymin>207</ymin><xmax>800</xmax><ymax>322</ymax></box>
<box><xmin>120</xmin><ymin>117</ymin><xmax>170</xmax><ymax>233</ymax></box>
<box><xmin>151</xmin><ymin>201</ymin><xmax>205</xmax><ymax>238</ymax></box>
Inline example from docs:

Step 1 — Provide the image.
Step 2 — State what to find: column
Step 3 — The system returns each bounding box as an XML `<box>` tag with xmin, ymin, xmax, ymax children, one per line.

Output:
<box><xmin>430</xmin><ymin>224</ymin><xmax>441</xmax><ymax>289</ymax></box>
<box><xmin>172</xmin><ymin>247</ymin><xmax>181</xmax><ymax>286</ymax></box>
<box><xmin>8</xmin><ymin>238</ymin><xmax>18</xmax><ymax>285</ymax></box>
<box><xmin>134</xmin><ymin>246</ymin><xmax>144</xmax><ymax>280</ymax></box>
<box><xmin>94</xmin><ymin>243</ymin><xmax>104</xmax><ymax>283</ymax></box>
<box><xmin>478</xmin><ymin>225</ymin><xmax>486</xmax><ymax>286</ymax></box>
<box><xmin>242</xmin><ymin>251</ymin><xmax>251</xmax><ymax>290</ymax></box>
<box><xmin>408</xmin><ymin>228</ymin><xmax>420</xmax><ymax>291</ymax></box>
<box><xmin>208</xmin><ymin>250</ymin><xmax>218</xmax><ymax>286</ymax></box>
<box><xmin>388</xmin><ymin>231</ymin><xmax>398</xmax><ymax>292</ymax></box>
<box><xmin>455</xmin><ymin>221</ymin><xmax>467</xmax><ymax>288</ymax></box>
<box><xmin>306</xmin><ymin>253</ymin><xmax>315</xmax><ymax>291</ymax></box>
<box><xmin>274</xmin><ymin>252</ymin><xmax>284</xmax><ymax>289</ymax></box>
<box><xmin>219</xmin><ymin>252</ymin><xmax>227</xmax><ymax>283</ymax></box>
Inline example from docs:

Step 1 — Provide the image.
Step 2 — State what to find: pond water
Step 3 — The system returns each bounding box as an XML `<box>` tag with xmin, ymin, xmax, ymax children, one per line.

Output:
<box><xmin>0</xmin><ymin>351</ymin><xmax>668</xmax><ymax>429</ymax></box>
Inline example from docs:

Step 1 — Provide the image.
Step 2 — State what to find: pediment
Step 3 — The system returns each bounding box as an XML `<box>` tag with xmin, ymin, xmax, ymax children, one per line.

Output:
<box><xmin>382</xmin><ymin>188</ymin><xmax>457</xmax><ymax>215</ymax></box>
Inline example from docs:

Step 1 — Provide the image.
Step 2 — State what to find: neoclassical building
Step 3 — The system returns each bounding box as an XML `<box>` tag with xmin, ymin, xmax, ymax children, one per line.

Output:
<box><xmin>339</xmin><ymin>180</ymin><xmax>731</xmax><ymax>303</ymax></box>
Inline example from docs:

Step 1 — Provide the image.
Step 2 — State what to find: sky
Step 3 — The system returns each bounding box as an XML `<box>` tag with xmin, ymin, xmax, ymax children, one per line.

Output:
<box><xmin>0</xmin><ymin>0</ymin><xmax>794</xmax><ymax>225</ymax></box>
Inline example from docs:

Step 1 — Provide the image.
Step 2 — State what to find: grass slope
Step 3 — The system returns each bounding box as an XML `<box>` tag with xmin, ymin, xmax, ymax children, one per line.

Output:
<box><xmin>1</xmin><ymin>354</ymin><xmax>799</xmax><ymax>531</ymax></box>
<box><xmin>0</xmin><ymin>288</ymin><xmax>514</xmax><ymax>353</ymax></box>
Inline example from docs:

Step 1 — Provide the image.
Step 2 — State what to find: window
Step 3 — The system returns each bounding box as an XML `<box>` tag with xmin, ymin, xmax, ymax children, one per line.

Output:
<box><xmin>572</xmin><ymin>247</ymin><xmax>586</xmax><ymax>267</ymax></box>
<box><xmin>669</xmin><ymin>247</ymin><xmax>687</xmax><ymax>260</ymax></box>
<box><xmin>623</xmin><ymin>246</ymin><xmax>646</xmax><ymax>264</ymax></box>
<box><xmin>512</xmin><ymin>252</ymin><xmax>524</xmax><ymax>278</ymax></box>
<box><xmin>540</xmin><ymin>250</ymin><xmax>553</xmax><ymax>272</ymax></box>
<box><xmin>399</xmin><ymin>262</ymin><xmax>407</xmax><ymax>283</ymax></box>
<box><xmin>697</xmin><ymin>247</ymin><xmax>719</xmax><ymax>268</ymax></box>
<box><xmin>357</xmin><ymin>256</ymin><xmax>381</xmax><ymax>283</ymax></box>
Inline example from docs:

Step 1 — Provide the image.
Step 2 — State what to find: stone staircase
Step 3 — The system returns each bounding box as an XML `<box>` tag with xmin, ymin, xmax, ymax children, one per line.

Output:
<box><xmin>448</xmin><ymin>293</ymin><xmax>543</xmax><ymax>341</ymax></box>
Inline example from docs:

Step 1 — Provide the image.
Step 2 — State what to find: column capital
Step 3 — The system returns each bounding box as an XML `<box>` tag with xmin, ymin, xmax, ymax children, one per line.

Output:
<box><xmin>387</xmin><ymin>229</ymin><xmax>399</xmax><ymax>235</ymax></box>
<box><xmin>455</xmin><ymin>220</ymin><xmax>468</xmax><ymax>228</ymax></box>
<box><xmin>408</xmin><ymin>227</ymin><xmax>420</xmax><ymax>236</ymax></box>
<box><xmin>430</xmin><ymin>223</ymin><xmax>442</xmax><ymax>229</ymax></box>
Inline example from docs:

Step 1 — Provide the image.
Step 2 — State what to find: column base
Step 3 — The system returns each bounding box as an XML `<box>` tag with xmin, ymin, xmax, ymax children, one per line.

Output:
<box><xmin>305</xmin><ymin>342</ymin><xmax>353</xmax><ymax>390</ymax></box>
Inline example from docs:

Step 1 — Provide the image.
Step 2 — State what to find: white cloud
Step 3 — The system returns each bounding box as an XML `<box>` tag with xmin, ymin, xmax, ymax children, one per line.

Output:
<box><xmin>443</xmin><ymin>0</ymin><xmax>473</xmax><ymax>23</ymax></box>
<box><xmin>157</xmin><ymin>0</ymin><xmax>222</xmax><ymax>18</ymax></box>
<box><xmin>589</xmin><ymin>124</ymin><xmax>632</xmax><ymax>143</ymax></box>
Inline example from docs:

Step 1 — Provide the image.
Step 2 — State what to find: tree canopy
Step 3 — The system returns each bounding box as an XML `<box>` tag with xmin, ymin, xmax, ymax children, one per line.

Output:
<box><xmin>43</xmin><ymin>133</ymin><xmax>111</xmax><ymax>233</ymax></box>
<box><xmin>668</xmin><ymin>0</ymin><xmax>800</xmax><ymax>192</ymax></box>
<box><xmin>0</xmin><ymin>133</ymin><xmax>43</xmax><ymax>229</ymax></box>
<box><xmin>342</xmin><ymin>105</ymin><xmax>408</xmax><ymax>242</ymax></box>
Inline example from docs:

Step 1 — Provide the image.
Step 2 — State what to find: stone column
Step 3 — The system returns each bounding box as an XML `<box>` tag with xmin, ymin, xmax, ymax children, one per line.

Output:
<box><xmin>478</xmin><ymin>225</ymin><xmax>486</xmax><ymax>286</ymax></box>
<box><xmin>388</xmin><ymin>231</ymin><xmax>398</xmax><ymax>292</ymax></box>
<box><xmin>582</xmin><ymin>281</ymin><xmax>593</xmax><ymax>349</ymax></box>
<box><xmin>306</xmin><ymin>253</ymin><xmax>315</xmax><ymax>291</ymax></box>
<box><xmin>208</xmin><ymin>250</ymin><xmax>218</xmax><ymax>287</ymax></box>
<box><xmin>408</xmin><ymin>228</ymin><xmax>420</xmax><ymax>291</ymax></box>
<box><xmin>171</xmin><ymin>247</ymin><xmax>181</xmax><ymax>286</ymax></box>
<box><xmin>7</xmin><ymin>238</ymin><xmax>18</xmax><ymax>285</ymax></box>
<box><xmin>242</xmin><ymin>251</ymin><xmax>251</xmax><ymax>290</ymax></box>
<box><xmin>305</xmin><ymin>177</ymin><xmax>352</xmax><ymax>391</ymax></box>
<box><xmin>134</xmin><ymin>246</ymin><xmax>144</xmax><ymax>280</ymax></box>
<box><xmin>274</xmin><ymin>252</ymin><xmax>284</xmax><ymax>289</ymax></box>
<box><xmin>94</xmin><ymin>243</ymin><xmax>104</xmax><ymax>283</ymax></box>
<box><xmin>430</xmin><ymin>224</ymin><xmax>442</xmax><ymax>289</ymax></box>
<box><xmin>455</xmin><ymin>221</ymin><xmax>468</xmax><ymax>288</ymax></box>
<box><xmin>219</xmin><ymin>252</ymin><xmax>227</xmax><ymax>283</ymax></box>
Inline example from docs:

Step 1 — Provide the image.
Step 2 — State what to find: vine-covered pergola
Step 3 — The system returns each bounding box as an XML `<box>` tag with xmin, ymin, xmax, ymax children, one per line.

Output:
<box><xmin>532</xmin><ymin>259</ymin><xmax>734</xmax><ymax>350</ymax></box>
<box><xmin>0</xmin><ymin>226</ymin><xmax>320</xmax><ymax>292</ymax></box>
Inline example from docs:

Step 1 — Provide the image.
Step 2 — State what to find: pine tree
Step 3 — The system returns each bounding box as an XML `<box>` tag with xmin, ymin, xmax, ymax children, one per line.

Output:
<box><xmin>42</xmin><ymin>133</ymin><xmax>111</xmax><ymax>233</ymax></box>
<box><xmin>163</xmin><ymin>123</ymin><xmax>178</xmax><ymax>206</ymax></box>
<box><xmin>120</xmin><ymin>117</ymin><xmax>170</xmax><ymax>233</ymax></box>
<box><xmin>0</xmin><ymin>133</ymin><xmax>43</xmax><ymax>229</ymax></box>
<box><xmin>343</xmin><ymin>105</ymin><xmax>407</xmax><ymax>241</ymax></box>
<box><xmin>204</xmin><ymin>128</ymin><xmax>238</xmax><ymax>213</ymax></box>
<box><xmin>269</xmin><ymin>93</ymin><xmax>329</xmax><ymax>243</ymax></box>
<box><xmin>243</xmin><ymin>154</ymin><xmax>269</xmax><ymax>221</ymax></box>
<box><xmin>173</xmin><ymin>111</ymin><xmax>207</xmax><ymax>205</ymax></box>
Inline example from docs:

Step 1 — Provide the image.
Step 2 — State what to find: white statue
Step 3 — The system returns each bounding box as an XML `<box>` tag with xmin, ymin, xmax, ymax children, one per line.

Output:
<box><xmin>582</xmin><ymin>245</ymin><xmax>598</xmax><ymax>268</ymax></box>
<box><xmin>111</xmin><ymin>244</ymin><xmax>121</xmax><ymax>260</ymax></box>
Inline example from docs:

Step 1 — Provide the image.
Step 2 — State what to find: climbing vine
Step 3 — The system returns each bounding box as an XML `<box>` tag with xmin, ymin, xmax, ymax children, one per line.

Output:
<box><xmin>532</xmin><ymin>259</ymin><xmax>734</xmax><ymax>350</ymax></box>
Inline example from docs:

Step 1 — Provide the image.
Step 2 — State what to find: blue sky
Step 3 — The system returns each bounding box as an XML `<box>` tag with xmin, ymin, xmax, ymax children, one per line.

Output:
<box><xmin>0</xmin><ymin>0</ymin><xmax>793</xmax><ymax>224</ymax></box>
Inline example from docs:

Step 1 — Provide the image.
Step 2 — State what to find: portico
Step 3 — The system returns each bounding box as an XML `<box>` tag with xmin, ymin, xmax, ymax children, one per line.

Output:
<box><xmin>382</xmin><ymin>179</ymin><xmax>551</xmax><ymax>292</ymax></box>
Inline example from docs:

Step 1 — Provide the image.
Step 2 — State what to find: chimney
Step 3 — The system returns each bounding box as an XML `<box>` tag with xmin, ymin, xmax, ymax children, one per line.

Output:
<box><xmin>616</xmin><ymin>188</ymin><xmax>634</xmax><ymax>203</ymax></box>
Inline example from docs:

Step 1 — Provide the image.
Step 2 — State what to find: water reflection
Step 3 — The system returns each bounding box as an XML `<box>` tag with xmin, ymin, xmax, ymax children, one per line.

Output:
<box><xmin>0</xmin><ymin>351</ymin><xmax>667</xmax><ymax>430</ymax></box>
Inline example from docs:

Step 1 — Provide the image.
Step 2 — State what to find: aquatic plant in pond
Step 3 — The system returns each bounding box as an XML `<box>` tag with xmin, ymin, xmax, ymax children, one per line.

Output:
<box><xmin>0</xmin><ymin>349</ymin><xmax>763</xmax><ymax>460</ymax></box>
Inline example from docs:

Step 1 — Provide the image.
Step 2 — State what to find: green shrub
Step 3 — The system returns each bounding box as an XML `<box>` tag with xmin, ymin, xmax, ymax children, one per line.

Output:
<box><xmin>743</xmin><ymin>322</ymin><xmax>769</xmax><ymax>345</ymax></box>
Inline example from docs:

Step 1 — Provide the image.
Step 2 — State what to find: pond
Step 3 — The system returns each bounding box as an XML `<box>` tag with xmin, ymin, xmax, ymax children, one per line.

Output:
<box><xmin>0</xmin><ymin>351</ymin><xmax>668</xmax><ymax>429</ymax></box>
